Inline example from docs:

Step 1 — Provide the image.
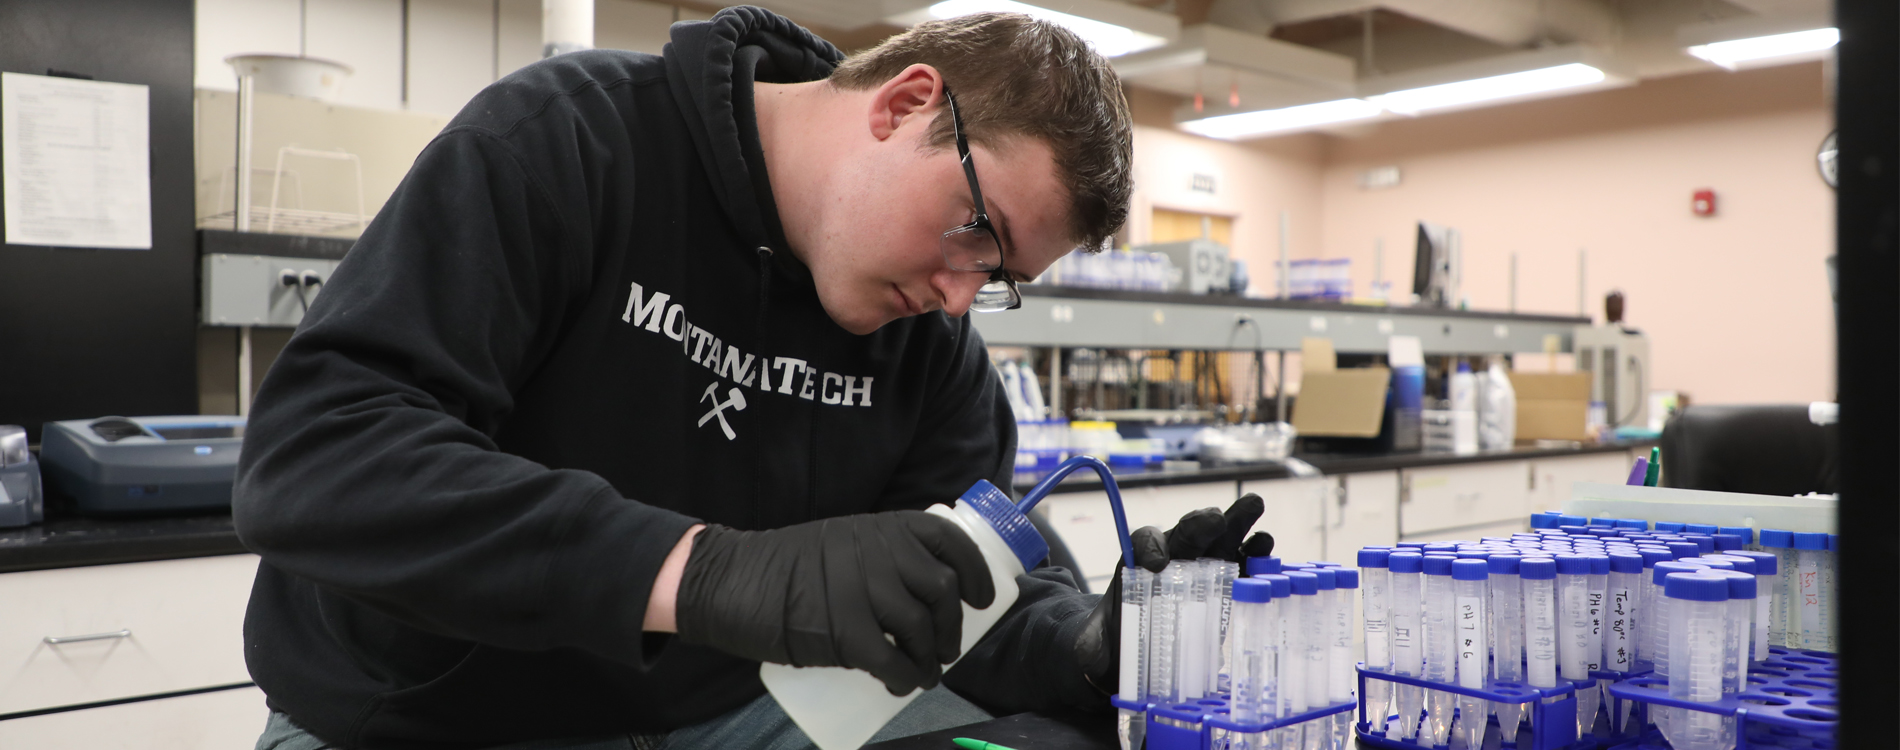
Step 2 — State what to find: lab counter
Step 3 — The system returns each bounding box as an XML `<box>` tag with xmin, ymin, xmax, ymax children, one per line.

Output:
<box><xmin>1012</xmin><ymin>440</ymin><xmax>1652</xmax><ymax>494</ymax></box>
<box><xmin>0</xmin><ymin>441</ymin><xmax>1648</xmax><ymax>575</ymax></box>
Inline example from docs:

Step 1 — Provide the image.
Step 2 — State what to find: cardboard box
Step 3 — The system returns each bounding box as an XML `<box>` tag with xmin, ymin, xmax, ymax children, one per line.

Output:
<box><xmin>1291</xmin><ymin>337</ymin><xmax>1392</xmax><ymax>438</ymax></box>
<box><xmin>1510</xmin><ymin>372</ymin><xmax>1592</xmax><ymax>442</ymax></box>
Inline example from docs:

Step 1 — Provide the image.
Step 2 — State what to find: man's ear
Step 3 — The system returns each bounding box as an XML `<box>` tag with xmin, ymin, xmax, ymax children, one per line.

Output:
<box><xmin>867</xmin><ymin>64</ymin><xmax>944</xmax><ymax>142</ymax></box>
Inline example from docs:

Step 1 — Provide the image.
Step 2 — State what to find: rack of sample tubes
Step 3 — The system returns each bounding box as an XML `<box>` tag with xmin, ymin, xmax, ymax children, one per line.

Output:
<box><xmin>1113</xmin><ymin>556</ymin><xmax>1360</xmax><ymax>750</ymax></box>
<box><xmin>1352</xmin><ymin>516</ymin><xmax>1836</xmax><ymax>750</ymax></box>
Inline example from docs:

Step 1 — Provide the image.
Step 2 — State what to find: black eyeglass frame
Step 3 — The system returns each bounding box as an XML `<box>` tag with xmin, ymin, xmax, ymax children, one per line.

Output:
<box><xmin>941</xmin><ymin>88</ymin><xmax>1023</xmax><ymax>312</ymax></box>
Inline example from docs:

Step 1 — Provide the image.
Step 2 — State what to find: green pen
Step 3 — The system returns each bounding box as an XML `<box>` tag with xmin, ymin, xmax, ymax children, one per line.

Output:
<box><xmin>1643</xmin><ymin>446</ymin><xmax>1661</xmax><ymax>487</ymax></box>
<box><xmin>953</xmin><ymin>738</ymin><xmax>1020</xmax><ymax>750</ymax></box>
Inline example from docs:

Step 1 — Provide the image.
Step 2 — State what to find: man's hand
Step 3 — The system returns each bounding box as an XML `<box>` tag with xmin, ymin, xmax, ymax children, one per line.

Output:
<box><xmin>1072</xmin><ymin>493</ymin><xmax>1276</xmax><ymax>696</ymax></box>
<box><xmin>675</xmin><ymin>512</ymin><xmax>997</xmax><ymax>696</ymax></box>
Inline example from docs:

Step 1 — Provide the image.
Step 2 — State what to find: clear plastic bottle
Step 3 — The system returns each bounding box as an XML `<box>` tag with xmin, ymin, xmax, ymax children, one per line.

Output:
<box><xmin>1386</xmin><ymin>552</ymin><xmax>1425</xmax><ymax>740</ymax></box>
<box><xmin>1712</xmin><ymin>571</ymin><xmax>1755</xmax><ymax>695</ymax></box>
<box><xmin>760</xmin><ymin>479</ymin><xmax>1046</xmax><ymax>750</ymax></box>
<box><xmin>1519</xmin><ymin>557</ymin><xmax>1560</xmax><ymax>691</ymax></box>
<box><xmin>1329</xmin><ymin>569</ymin><xmax>1359</xmax><ymax>750</ymax></box>
<box><xmin>1731</xmin><ymin>550</ymin><xmax>1779</xmax><ymax>663</ymax></box>
<box><xmin>1150</xmin><ymin>561</ymin><xmax>1191</xmax><ymax>703</ymax></box>
<box><xmin>1664</xmin><ymin>572</ymin><xmax>1733</xmax><ymax>750</ymax></box>
<box><xmin>1282</xmin><ymin>571</ymin><xmax>1319</xmax><ymax>720</ymax></box>
<box><xmin>1230</xmin><ymin>578</ymin><xmax>1277</xmax><ymax>729</ymax></box>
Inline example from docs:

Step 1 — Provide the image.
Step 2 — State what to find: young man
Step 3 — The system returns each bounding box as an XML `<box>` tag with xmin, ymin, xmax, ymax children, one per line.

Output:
<box><xmin>236</xmin><ymin>7</ymin><xmax>1259</xmax><ymax>749</ymax></box>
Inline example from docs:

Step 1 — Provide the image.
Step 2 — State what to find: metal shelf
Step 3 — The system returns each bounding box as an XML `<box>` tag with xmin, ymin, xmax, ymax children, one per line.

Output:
<box><xmin>971</xmin><ymin>287</ymin><xmax>1587</xmax><ymax>354</ymax></box>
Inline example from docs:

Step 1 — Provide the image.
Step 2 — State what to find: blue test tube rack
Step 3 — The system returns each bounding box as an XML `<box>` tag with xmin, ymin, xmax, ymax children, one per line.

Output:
<box><xmin>1588</xmin><ymin>664</ymin><xmax>1655</xmax><ymax>746</ymax></box>
<box><xmin>1143</xmin><ymin>693</ymin><xmax>1357</xmax><ymax>750</ymax></box>
<box><xmin>1603</xmin><ymin>648</ymin><xmax>1837</xmax><ymax>750</ymax></box>
<box><xmin>1355</xmin><ymin>667</ymin><xmax>1595</xmax><ymax>750</ymax></box>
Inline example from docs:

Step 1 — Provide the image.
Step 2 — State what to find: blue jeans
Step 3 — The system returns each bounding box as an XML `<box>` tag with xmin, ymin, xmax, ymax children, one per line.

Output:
<box><xmin>255</xmin><ymin>686</ymin><xmax>993</xmax><ymax>750</ymax></box>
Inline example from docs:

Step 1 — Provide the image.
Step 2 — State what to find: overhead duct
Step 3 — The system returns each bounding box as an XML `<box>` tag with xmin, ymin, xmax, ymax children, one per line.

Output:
<box><xmin>1114</xmin><ymin>24</ymin><xmax>1356</xmax><ymax>113</ymax></box>
<box><xmin>1210</xmin><ymin>0</ymin><xmax>1620</xmax><ymax>48</ymax></box>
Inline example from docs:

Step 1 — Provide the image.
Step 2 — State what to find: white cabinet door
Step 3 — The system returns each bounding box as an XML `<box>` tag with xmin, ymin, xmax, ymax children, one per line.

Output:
<box><xmin>1399</xmin><ymin>461</ymin><xmax>1532</xmax><ymax>540</ymax></box>
<box><xmin>0</xmin><ymin>685</ymin><xmax>266</xmax><ymax>749</ymax></box>
<box><xmin>1239</xmin><ymin>477</ymin><xmax>1329</xmax><ymax>566</ymax></box>
<box><xmin>1037</xmin><ymin>481</ymin><xmax>1242</xmax><ymax>592</ymax></box>
<box><xmin>1529</xmin><ymin>451</ymin><xmax>1636</xmax><ymax>514</ymax></box>
<box><xmin>1329</xmin><ymin>472</ymin><xmax>1400</xmax><ymax>560</ymax></box>
<box><xmin>0</xmin><ymin>554</ymin><xmax>258</xmax><ymax>714</ymax></box>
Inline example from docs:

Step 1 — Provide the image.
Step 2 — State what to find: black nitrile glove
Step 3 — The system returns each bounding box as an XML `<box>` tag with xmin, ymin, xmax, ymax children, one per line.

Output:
<box><xmin>1073</xmin><ymin>494</ymin><xmax>1275</xmax><ymax>696</ymax></box>
<box><xmin>675</xmin><ymin>512</ymin><xmax>997</xmax><ymax>696</ymax></box>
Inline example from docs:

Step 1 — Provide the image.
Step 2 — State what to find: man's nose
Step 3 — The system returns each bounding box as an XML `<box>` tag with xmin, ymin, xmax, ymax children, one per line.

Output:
<box><xmin>931</xmin><ymin>268</ymin><xmax>990</xmax><ymax>317</ymax></box>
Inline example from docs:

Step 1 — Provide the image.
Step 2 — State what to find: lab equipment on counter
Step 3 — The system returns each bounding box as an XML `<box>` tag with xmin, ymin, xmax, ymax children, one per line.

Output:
<box><xmin>39</xmin><ymin>416</ymin><xmax>246</xmax><ymax>515</ymax></box>
<box><xmin>0</xmin><ymin>425</ymin><xmax>44</xmax><ymax>528</ymax></box>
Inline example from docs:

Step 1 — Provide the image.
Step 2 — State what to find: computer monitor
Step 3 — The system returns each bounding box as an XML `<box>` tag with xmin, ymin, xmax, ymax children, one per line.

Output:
<box><xmin>1412</xmin><ymin>221</ymin><xmax>1459</xmax><ymax>307</ymax></box>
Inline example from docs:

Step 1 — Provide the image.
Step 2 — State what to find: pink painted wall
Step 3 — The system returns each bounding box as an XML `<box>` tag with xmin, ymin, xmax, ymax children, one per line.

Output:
<box><xmin>1312</xmin><ymin>63</ymin><xmax>1835</xmax><ymax>404</ymax></box>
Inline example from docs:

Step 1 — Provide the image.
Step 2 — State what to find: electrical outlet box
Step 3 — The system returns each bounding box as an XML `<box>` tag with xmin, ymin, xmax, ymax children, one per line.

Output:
<box><xmin>201</xmin><ymin>253</ymin><xmax>341</xmax><ymax>327</ymax></box>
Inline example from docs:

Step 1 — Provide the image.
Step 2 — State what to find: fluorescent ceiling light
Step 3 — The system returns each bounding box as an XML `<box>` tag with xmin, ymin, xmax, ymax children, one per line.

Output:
<box><xmin>1179</xmin><ymin>98</ymin><xmax>1383</xmax><ymax>140</ymax></box>
<box><xmin>1367</xmin><ymin>63</ymin><xmax>1607</xmax><ymax>116</ymax></box>
<box><xmin>1686</xmin><ymin>27</ymin><xmax>1838</xmax><ymax>71</ymax></box>
<box><xmin>916</xmin><ymin>0</ymin><xmax>1169</xmax><ymax>57</ymax></box>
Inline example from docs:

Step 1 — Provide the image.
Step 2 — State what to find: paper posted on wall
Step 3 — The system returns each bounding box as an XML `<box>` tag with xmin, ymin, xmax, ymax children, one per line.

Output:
<box><xmin>2</xmin><ymin>72</ymin><xmax>151</xmax><ymax>249</ymax></box>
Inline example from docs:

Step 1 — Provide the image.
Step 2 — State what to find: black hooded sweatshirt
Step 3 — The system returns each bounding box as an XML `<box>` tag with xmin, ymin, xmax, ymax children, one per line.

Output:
<box><xmin>233</xmin><ymin>7</ymin><xmax>1100</xmax><ymax>749</ymax></box>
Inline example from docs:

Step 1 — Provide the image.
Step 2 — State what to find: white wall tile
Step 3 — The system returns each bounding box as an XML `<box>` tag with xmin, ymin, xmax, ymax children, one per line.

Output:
<box><xmin>406</xmin><ymin>0</ymin><xmax>498</xmax><ymax>117</ymax></box>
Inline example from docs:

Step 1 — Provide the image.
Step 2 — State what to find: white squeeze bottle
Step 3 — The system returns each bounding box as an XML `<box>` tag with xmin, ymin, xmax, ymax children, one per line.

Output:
<box><xmin>761</xmin><ymin>479</ymin><xmax>1048</xmax><ymax>750</ymax></box>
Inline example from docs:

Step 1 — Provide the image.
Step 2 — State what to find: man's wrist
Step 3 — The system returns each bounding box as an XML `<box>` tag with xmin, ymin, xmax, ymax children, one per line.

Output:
<box><xmin>644</xmin><ymin>524</ymin><xmax>705</xmax><ymax>633</ymax></box>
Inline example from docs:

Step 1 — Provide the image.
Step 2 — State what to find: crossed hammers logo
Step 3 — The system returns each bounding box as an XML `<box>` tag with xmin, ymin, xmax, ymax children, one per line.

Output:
<box><xmin>696</xmin><ymin>382</ymin><xmax>747</xmax><ymax>440</ymax></box>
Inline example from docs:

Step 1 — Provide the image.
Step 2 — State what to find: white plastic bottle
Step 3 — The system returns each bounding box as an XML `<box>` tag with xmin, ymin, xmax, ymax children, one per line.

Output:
<box><xmin>1449</xmin><ymin>360</ymin><xmax>1478</xmax><ymax>453</ymax></box>
<box><xmin>760</xmin><ymin>479</ymin><xmax>1047</xmax><ymax>750</ymax></box>
<box><xmin>1477</xmin><ymin>355</ymin><xmax>1517</xmax><ymax>450</ymax></box>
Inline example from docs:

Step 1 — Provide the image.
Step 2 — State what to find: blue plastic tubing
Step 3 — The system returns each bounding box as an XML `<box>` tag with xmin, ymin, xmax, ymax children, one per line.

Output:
<box><xmin>1016</xmin><ymin>455</ymin><xmax>1137</xmax><ymax>569</ymax></box>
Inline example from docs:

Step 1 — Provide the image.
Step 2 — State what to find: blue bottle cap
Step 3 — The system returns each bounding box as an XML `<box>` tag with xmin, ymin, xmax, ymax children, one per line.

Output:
<box><xmin>1615</xmin><ymin>519</ymin><xmax>1649</xmax><ymax>530</ymax></box>
<box><xmin>1335</xmin><ymin>568</ymin><xmax>1360</xmax><ymax>589</ymax></box>
<box><xmin>1451</xmin><ymin>559</ymin><xmax>1489</xmax><ymax>581</ymax></box>
<box><xmin>1712</xmin><ymin>534</ymin><xmax>1746</xmax><ymax>551</ymax></box>
<box><xmin>1682</xmin><ymin>534</ymin><xmax>1715</xmax><ymax>554</ymax></box>
<box><xmin>1731</xmin><ymin>550</ymin><xmax>1778</xmax><ymax>576</ymax></box>
<box><xmin>1233</xmin><ymin>578</ymin><xmax>1272</xmax><ymax>603</ymax></box>
<box><xmin>1286</xmin><ymin>571</ymin><xmax>1319</xmax><ymax>595</ymax></box>
<box><xmin>1559</xmin><ymin>515</ymin><xmax>1588</xmax><ymax>526</ymax></box>
<box><xmin>1457</xmin><ymin>550</ymin><xmax>1492</xmax><ymax>560</ymax></box>
<box><xmin>1587</xmin><ymin>527</ymin><xmax>1620</xmax><ymax>537</ymax></box>
<box><xmin>1654</xmin><ymin>522</ymin><xmax>1686</xmax><ymax>533</ymax></box>
<box><xmin>1246</xmin><ymin>556</ymin><xmax>1282</xmax><ymax>576</ymax></box>
<box><xmin>1311</xmin><ymin>568</ymin><xmax>1337</xmax><ymax>590</ymax></box>
<box><xmin>1530</xmin><ymin>511</ymin><xmax>1562</xmax><ymax>529</ymax></box>
<box><xmin>1666</xmin><ymin>542</ymin><xmax>1700</xmax><ymax>559</ymax></box>
<box><xmin>1423</xmin><ymin>556</ymin><xmax>1456</xmax><ymax>576</ymax></box>
<box><xmin>1792</xmin><ymin>532</ymin><xmax>1828</xmax><ymax>550</ymax></box>
<box><xmin>1827</xmin><ymin>534</ymin><xmax>1838</xmax><ymax>552</ymax></box>
<box><xmin>1715</xmin><ymin>570</ymin><xmax>1756</xmax><ymax>599</ymax></box>
<box><xmin>1518</xmin><ymin>558</ymin><xmax>1557</xmax><ymax>580</ymax></box>
<box><xmin>1554</xmin><ymin>554</ymin><xmax>1592</xmax><ymax>576</ymax></box>
<box><xmin>1488</xmin><ymin>554</ymin><xmax>1522</xmax><ymax>575</ymax></box>
<box><xmin>1759</xmin><ymin>529</ymin><xmax>1794</xmax><ymax>548</ymax></box>
<box><xmin>1423</xmin><ymin>543</ymin><xmax>1459</xmax><ymax>552</ymax></box>
<box><xmin>1396</xmin><ymin>541</ymin><xmax>1429</xmax><ymax>548</ymax></box>
<box><xmin>1357</xmin><ymin>549</ymin><xmax>1390</xmax><ymax>568</ymax></box>
<box><xmin>1588</xmin><ymin>555</ymin><xmax>1611</xmax><ymax>575</ymax></box>
<box><xmin>1584</xmin><ymin>517</ymin><xmax>1611</xmax><ymax>527</ymax></box>
<box><xmin>1608</xmin><ymin>552</ymin><xmax>1643</xmax><ymax>574</ymax></box>
<box><xmin>1694</xmin><ymin>557</ymin><xmax>1734</xmax><ymax>570</ymax></box>
<box><xmin>1260</xmin><ymin>573</ymin><xmax>1292</xmax><ymax>598</ymax></box>
<box><xmin>1653</xmin><ymin>560</ymin><xmax>1711</xmax><ymax>585</ymax></box>
<box><xmin>1718</xmin><ymin>526</ymin><xmax>1754</xmax><ymax>543</ymax></box>
<box><xmin>1651</xmin><ymin>534</ymin><xmax>1685</xmax><ymax>542</ymax></box>
<box><xmin>1558</xmin><ymin>525</ymin><xmax>1591</xmax><ymax>535</ymax></box>
<box><xmin>1388</xmin><ymin>552</ymin><xmax>1424</xmax><ymax>574</ymax></box>
<box><xmin>1664</xmin><ymin>571</ymin><xmax>1731</xmax><ymax>602</ymax></box>
<box><xmin>1639</xmin><ymin>549</ymin><xmax>1673</xmax><ymax>567</ymax></box>
<box><xmin>1702</xmin><ymin>554</ymin><xmax>1755</xmax><ymax>574</ymax></box>
<box><xmin>1311</xmin><ymin>561</ymin><xmax>1346</xmax><ymax>567</ymax></box>
<box><xmin>1683</xmin><ymin>523</ymin><xmax>1718</xmax><ymax>535</ymax></box>
<box><xmin>956</xmin><ymin>479</ymin><xmax>1049</xmax><ymax>572</ymax></box>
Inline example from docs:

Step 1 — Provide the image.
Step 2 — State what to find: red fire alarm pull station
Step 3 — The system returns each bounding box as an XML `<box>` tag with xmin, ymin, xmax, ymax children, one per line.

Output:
<box><xmin>1692</xmin><ymin>189</ymin><xmax>1717</xmax><ymax>216</ymax></box>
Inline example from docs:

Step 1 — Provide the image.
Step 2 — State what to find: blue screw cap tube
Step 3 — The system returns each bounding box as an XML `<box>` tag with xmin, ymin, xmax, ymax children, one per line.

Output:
<box><xmin>1654</xmin><ymin>522</ymin><xmax>1686</xmax><ymax>533</ymax></box>
<box><xmin>1791</xmin><ymin>532</ymin><xmax>1829</xmax><ymax>650</ymax></box>
<box><xmin>1486</xmin><ymin>554</ymin><xmax>1526</xmax><ymax>738</ymax></box>
<box><xmin>1386</xmin><ymin>553</ymin><xmax>1424</xmax><ymax>741</ymax></box>
<box><xmin>1117</xmin><ymin>564</ymin><xmax>1154</xmax><ymax>750</ymax></box>
<box><xmin>1663</xmin><ymin>572</ymin><xmax>1734</xmax><ymax>750</ymax></box>
<box><xmin>1228</xmin><ymin>578</ymin><xmax>1275</xmax><ymax>727</ymax></box>
<box><xmin>1728</xmin><ymin>550</ymin><xmax>1777</xmax><ymax>662</ymax></box>
<box><xmin>1282</xmin><ymin>571</ymin><xmax>1318</xmax><ymax>718</ymax></box>
<box><xmin>1451</xmin><ymin>560</ymin><xmax>1490</xmax><ymax>750</ymax></box>
<box><xmin>1519</xmin><ymin>558</ymin><xmax>1559</xmax><ymax>691</ymax></box>
<box><xmin>1717</xmin><ymin>526</ymin><xmax>1754</xmax><ymax>545</ymax></box>
<box><xmin>1713</xmin><ymin>571</ymin><xmax>1756</xmax><ymax>685</ymax></box>
<box><xmin>1246</xmin><ymin>556</ymin><xmax>1282</xmax><ymax>577</ymax></box>
<box><xmin>1420</xmin><ymin>556</ymin><xmax>1457</xmax><ymax>748</ymax></box>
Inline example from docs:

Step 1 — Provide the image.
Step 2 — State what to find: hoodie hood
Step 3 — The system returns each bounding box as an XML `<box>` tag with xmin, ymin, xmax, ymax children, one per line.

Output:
<box><xmin>664</xmin><ymin>6</ymin><xmax>842</xmax><ymax>255</ymax></box>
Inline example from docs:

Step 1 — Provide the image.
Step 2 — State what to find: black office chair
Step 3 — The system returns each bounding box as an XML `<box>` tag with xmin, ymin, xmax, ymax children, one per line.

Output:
<box><xmin>1659</xmin><ymin>404</ymin><xmax>1838</xmax><ymax>496</ymax></box>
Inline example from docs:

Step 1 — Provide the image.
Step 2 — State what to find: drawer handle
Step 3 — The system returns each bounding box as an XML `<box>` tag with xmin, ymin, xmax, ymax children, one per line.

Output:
<box><xmin>44</xmin><ymin>629</ymin><xmax>132</xmax><ymax>645</ymax></box>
